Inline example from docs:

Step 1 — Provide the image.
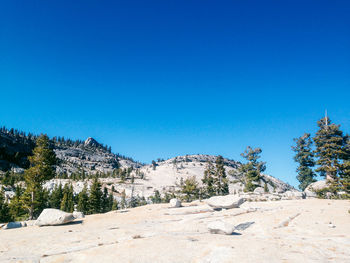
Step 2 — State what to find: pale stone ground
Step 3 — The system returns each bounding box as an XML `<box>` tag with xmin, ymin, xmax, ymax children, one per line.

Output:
<box><xmin>0</xmin><ymin>199</ymin><xmax>349</xmax><ymax>263</ymax></box>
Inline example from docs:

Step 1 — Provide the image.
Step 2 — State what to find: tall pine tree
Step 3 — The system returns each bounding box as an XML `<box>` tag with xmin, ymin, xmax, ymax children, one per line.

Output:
<box><xmin>60</xmin><ymin>184</ymin><xmax>74</xmax><ymax>213</ymax></box>
<box><xmin>202</xmin><ymin>161</ymin><xmax>216</xmax><ymax>197</ymax></box>
<box><xmin>77</xmin><ymin>185</ymin><xmax>89</xmax><ymax>214</ymax></box>
<box><xmin>292</xmin><ymin>133</ymin><xmax>316</xmax><ymax>191</ymax></box>
<box><xmin>0</xmin><ymin>188</ymin><xmax>12</xmax><ymax>223</ymax></box>
<box><xmin>214</xmin><ymin>156</ymin><xmax>229</xmax><ymax>195</ymax></box>
<box><xmin>22</xmin><ymin>134</ymin><xmax>56</xmax><ymax>219</ymax></box>
<box><xmin>88</xmin><ymin>177</ymin><xmax>102</xmax><ymax>214</ymax></box>
<box><xmin>313</xmin><ymin>117</ymin><xmax>346</xmax><ymax>182</ymax></box>
<box><xmin>239</xmin><ymin>147</ymin><xmax>266</xmax><ymax>192</ymax></box>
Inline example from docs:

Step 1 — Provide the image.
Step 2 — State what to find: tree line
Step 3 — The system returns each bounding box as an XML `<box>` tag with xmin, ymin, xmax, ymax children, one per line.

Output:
<box><xmin>292</xmin><ymin>116</ymin><xmax>350</xmax><ymax>197</ymax></box>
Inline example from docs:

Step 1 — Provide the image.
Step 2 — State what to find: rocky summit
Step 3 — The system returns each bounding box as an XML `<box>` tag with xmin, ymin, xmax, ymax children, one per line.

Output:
<box><xmin>0</xmin><ymin>199</ymin><xmax>349</xmax><ymax>262</ymax></box>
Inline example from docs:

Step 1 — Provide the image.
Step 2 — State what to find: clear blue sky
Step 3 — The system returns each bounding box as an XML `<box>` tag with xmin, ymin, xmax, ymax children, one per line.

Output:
<box><xmin>1</xmin><ymin>1</ymin><xmax>349</xmax><ymax>187</ymax></box>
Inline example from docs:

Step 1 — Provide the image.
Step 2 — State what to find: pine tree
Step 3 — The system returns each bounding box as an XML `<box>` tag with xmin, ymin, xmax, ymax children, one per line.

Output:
<box><xmin>180</xmin><ymin>176</ymin><xmax>199</xmax><ymax>202</ymax></box>
<box><xmin>22</xmin><ymin>134</ymin><xmax>56</xmax><ymax>219</ymax></box>
<box><xmin>60</xmin><ymin>184</ymin><xmax>74</xmax><ymax>212</ymax></box>
<box><xmin>202</xmin><ymin>161</ymin><xmax>216</xmax><ymax>198</ymax></box>
<box><xmin>101</xmin><ymin>187</ymin><xmax>109</xmax><ymax>212</ymax></box>
<box><xmin>0</xmin><ymin>188</ymin><xmax>12</xmax><ymax>223</ymax></box>
<box><xmin>9</xmin><ymin>186</ymin><xmax>26</xmax><ymax>221</ymax></box>
<box><xmin>88</xmin><ymin>177</ymin><xmax>102</xmax><ymax>214</ymax></box>
<box><xmin>292</xmin><ymin>133</ymin><xmax>316</xmax><ymax>191</ymax></box>
<box><xmin>151</xmin><ymin>190</ymin><xmax>162</xmax><ymax>204</ymax></box>
<box><xmin>77</xmin><ymin>185</ymin><xmax>89</xmax><ymax>214</ymax></box>
<box><xmin>239</xmin><ymin>146</ymin><xmax>266</xmax><ymax>192</ymax></box>
<box><xmin>214</xmin><ymin>156</ymin><xmax>229</xmax><ymax>195</ymax></box>
<box><xmin>339</xmin><ymin>136</ymin><xmax>350</xmax><ymax>194</ymax></box>
<box><xmin>313</xmin><ymin>117</ymin><xmax>346</xmax><ymax>183</ymax></box>
<box><xmin>120</xmin><ymin>189</ymin><xmax>127</xmax><ymax>209</ymax></box>
<box><xmin>49</xmin><ymin>183</ymin><xmax>64</xmax><ymax>209</ymax></box>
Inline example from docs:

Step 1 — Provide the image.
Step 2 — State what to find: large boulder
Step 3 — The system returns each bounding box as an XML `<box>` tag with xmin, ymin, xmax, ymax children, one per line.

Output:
<box><xmin>207</xmin><ymin>221</ymin><xmax>235</xmax><ymax>235</ymax></box>
<box><xmin>169</xmin><ymin>198</ymin><xmax>181</xmax><ymax>208</ymax></box>
<box><xmin>304</xmin><ymin>180</ymin><xmax>328</xmax><ymax>198</ymax></box>
<box><xmin>206</xmin><ymin>195</ymin><xmax>245</xmax><ymax>209</ymax></box>
<box><xmin>35</xmin><ymin>209</ymin><xmax>75</xmax><ymax>226</ymax></box>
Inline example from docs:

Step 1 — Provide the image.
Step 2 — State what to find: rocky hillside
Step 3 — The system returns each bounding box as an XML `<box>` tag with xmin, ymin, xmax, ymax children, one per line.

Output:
<box><xmin>0</xmin><ymin>128</ymin><xmax>141</xmax><ymax>175</ymax></box>
<box><xmin>42</xmin><ymin>154</ymin><xmax>294</xmax><ymax>203</ymax></box>
<box><xmin>1</xmin><ymin>128</ymin><xmax>295</xmax><ymax>201</ymax></box>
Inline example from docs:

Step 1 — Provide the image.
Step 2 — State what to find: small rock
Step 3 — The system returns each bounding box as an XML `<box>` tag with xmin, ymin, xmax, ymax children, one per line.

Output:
<box><xmin>3</xmin><ymin>221</ymin><xmax>26</xmax><ymax>230</ymax></box>
<box><xmin>328</xmin><ymin>222</ymin><xmax>336</xmax><ymax>228</ymax></box>
<box><xmin>207</xmin><ymin>221</ymin><xmax>235</xmax><ymax>235</ymax></box>
<box><xmin>169</xmin><ymin>198</ymin><xmax>181</xmax><ymax>208</ymax></box>
<box><xmin>206</xmin><ymin>195</ymin><xmax>245</xmax><ymax>209</ymax></box>
<box><xmin>253</xmin><ymin>187</ymin><xmax>265</xmax><ymax>195</ymax></box>
<box><xmin>35</xmin><ymin>209</ymin><xmax>75</xmax><ymax>226</ymax></box>
<box><xmin>73</xmin><ymin>211</ymin><xmax>85</xmax><ymax>219</ymax></box>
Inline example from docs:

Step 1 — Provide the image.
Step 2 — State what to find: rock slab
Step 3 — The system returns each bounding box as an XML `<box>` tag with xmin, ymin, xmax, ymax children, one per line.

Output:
<box><xmin>206</xmin><ymin>195</ymin><xmax>245</xmax><ymax>209</ymax></box>
<box><xmin>35</xmin><ymin>209</ymin><xmax>75</xmax><ymax>226</ymax></box>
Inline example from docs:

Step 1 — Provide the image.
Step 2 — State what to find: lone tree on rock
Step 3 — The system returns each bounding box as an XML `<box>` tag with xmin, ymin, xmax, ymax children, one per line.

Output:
<box><xmin>292</xmin><ymin>133</ymin><xmax>316</xmax><ymax>191</ymax></box>
<box><xmin>239</xmin><ymin>146</ymin><xmax>266</xmax><ymax>192</ymax></box>
<box><xmin>23</xmin><ymin>134</ymin><xmax>56</xmax><ymax>219</ymax></box>
<box><xmin>313</xmin><ymin>117</ymin><xmax>347</xmax><ymax>182</ymax></box>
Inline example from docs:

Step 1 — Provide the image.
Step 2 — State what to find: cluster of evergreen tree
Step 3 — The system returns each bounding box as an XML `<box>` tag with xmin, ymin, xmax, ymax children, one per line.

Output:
<box><xmin>293</xmin><ymin>116</ymin><xmax>350</xmax><ymax>197</ymax></box>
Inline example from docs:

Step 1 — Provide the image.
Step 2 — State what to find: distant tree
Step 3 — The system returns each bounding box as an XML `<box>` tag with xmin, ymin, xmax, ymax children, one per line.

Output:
<box><xmin>292</xmin><ymin>133</ymin><xmax>316</xmax><ymax>191</ymax></box>
<box><xmin>120</xmin><ymin>189</ymin><xmax>127</xmax><ymax>209</ymax></box>
<box><xmin>77</xmin><ymin>185</ymin><xmax>89</xmax><ymax>214</ymax></box>
<box><xmin>22</xmin><ymin>134</ymin><xmax>56</xmax><ymax>219</ymax></box>
<box><xmin>152</xmin><ymin>160</ymin><xmax>157</xmax><ymax>170</ymax></box>
<box><xmin>101</xmin><ymin>187</ymin><xmax>109</xmax><ymax>212</ymax></box>
<box><xmin>239</xmin><ymin>146</ymin><xmax>266</xmax><ymax>192</ymax></box>
<box><xmin>0</xmin><ymin>189</ymin><xmax>12</xmax><ymax>223</ymax></box>
<box><xmin>180</xmin><ymin>176</ymin><xmax>199</xmax><ymax>202</ymax></box>
<box><xmin>60</xmin><ymin>184</ymin><xmax>74</xmax><ymax>213</ymax></box>
<box><xmin>9</xmin><ymin>186</ymin><xmax>26</xmax><ymax>220</ymax></box>
<box><xmin>151</xmin><ymin>190</ymin><xmax>162</xmax><ymax>204</ymax></box>
<box><xmin>214</xmin><ymin>156</ymin><xmax>229</xmax><ymax>195</ymax></box>
<box><xmin>88</xmin><ymin>177</ymin><xmax>103</xmax><ymax>214</ymax></box>
<box><xmin>49</xmin><ymin>183</ymin><xmax>64</xmax><ymax>209</ymax></box>
<box><xmin>202</xmin><ymin>161</ymin><xmax>216</xmax><ymax>197</ymax></box>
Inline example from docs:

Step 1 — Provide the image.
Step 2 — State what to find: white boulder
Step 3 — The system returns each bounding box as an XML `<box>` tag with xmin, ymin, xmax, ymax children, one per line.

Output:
<box><xmin>35</xmin><ymin>209</ymin><xmax>75</xmax><ymax>226</ymax></box>
<box><xmin>206</xmin><ymin>195</ymin><xmax>245</xmax><ymax>209</ymax></box>
<box><xmin>207</xmin><ymin>221</ymin><xmax>235</xmax><ymax>235</ymax></box>
<box><xmin>169</xmin><ymin>198</ymin><xmax>181</xmax><ymax>208</ymax></box>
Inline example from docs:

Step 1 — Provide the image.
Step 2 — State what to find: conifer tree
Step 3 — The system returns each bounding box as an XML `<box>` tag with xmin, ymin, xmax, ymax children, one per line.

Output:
<box><xmin>77</xmin><ymin>185</ymin><xmax>89</xmax><ymax>214</ymax></box>
<box><xmin>120</xmin><ymin>189</ymin><xmax>127</xmax><ymax>209</ymax></box>
<box><xmin>49</xmin><ymin>183</ymin><xmax>64</xmax><ymax>209</ymax></box>
<box><xmin>214</xmin><ymin>156</ymin><xmax>229</xmax><ymax>195</ymax></box>
<box><xmin>292</xmin><ymin>133</ymin><xmax>316</xmax><ymax>191</ymax></box>
<box><xmin>313</xmin><ymin>117</ymin><xmax>346</xmax><ymax>182</ymax></box>
<box><xmin>101</xmin><ymin>187</ymin><xmax>109</xmax><ymax>212</ymax></box>
<box><xmin>202</xmin><ymin>161</ymin><xmax>216</xmax><ymax>197</ymax></box>
<box><xmin>9</xmin><ymin>186</ymin><xmax>26</xmax><ymax>220</ymax></box>
<box><xmin>60</xmin><ymin>184</ymin><xmax>74</xmax><ymax>212</ymax></box>
<box><xmin>239</xmin><ymin>146</ymin><xmax>266</xmax><ymax>192</ymax></box>
<box><xmin>0</xmin><ymin>189</ymin><xmax>12</xmax><ymax>223</ymax></box>
<box><xmin>339</xmin><ymin>136</ymin><xmax>350</xmax><ymax>194</ymax></box>
<box><xmin>151</xmin><ymin>190</ymin><xmax>162</xmax><ymax>204</ymax></box>
<box><xmin>88</xmin><ymin>177</ymin><xmax>103</xmax><ymax>214</ymax></box>
<box><xmin>180</xmin><ymin>176</ymin><xmax>199</xmax><ymax>202</ymax></box>
<box><xmin>22</xmin><ymin>134</ymin><xmax>56</xmax><ymax>219</ymax></box>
